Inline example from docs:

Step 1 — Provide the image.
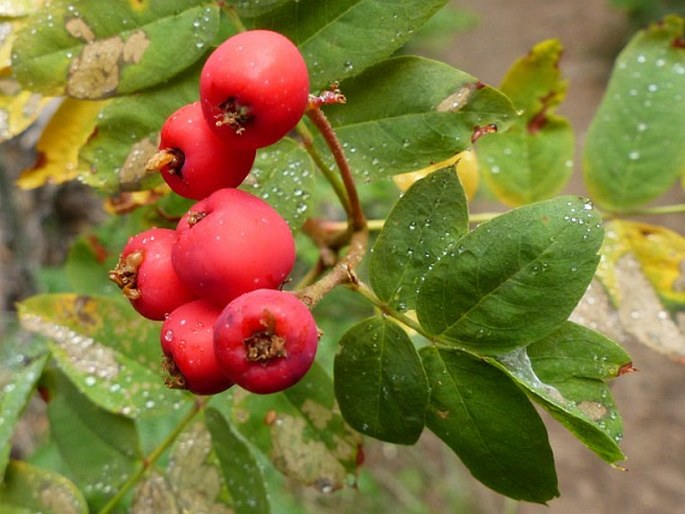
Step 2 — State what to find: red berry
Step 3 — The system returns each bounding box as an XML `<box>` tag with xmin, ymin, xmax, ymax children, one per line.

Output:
<box><xmin>213</xmin><ymin>289</ymin><xmax>319</xmax><ymax>394</ymax></box>
<box><xmin>109</xmin><ymin>228</ymin><xmax>196</xmax><ymax>320</ymax></box>
<box><xmin>199</xmin><ymin>30</ymin><xmax>309</xmax><ymax>149</ymax></box>
<box><xmin>172</xmin><ymin>188</ymin><xmax>296</xmax><ymax>306</ymax></box>
<box><xmin>148</xmin><ymin>101</ymin><xmax>256</xmax><ymax>200</ymax></box>
<box><xmin>161</xmin><ymin>300</ymin><xmax>234</xmax><ymax>395</ymax></box>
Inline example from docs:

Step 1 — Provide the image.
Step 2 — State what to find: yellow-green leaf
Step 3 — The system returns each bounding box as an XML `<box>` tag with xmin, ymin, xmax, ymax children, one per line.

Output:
<box><xmin>0</xmin><ymin>77</ymin><xmax>51</xmax><ymax>142</ymax></box>
<box><xmin>599</xmin><ymin>220</ymin><xmax>685</xmax><ymax>309</ymax></box>
<box><xmin>478</xmin><ymin>39</ymin><xmax>574</xmax><ymax>206</ymax></box>
<box><xmin>17</xmin><ymin>98</ymin><xmax>108</xmax><ymax>189</ymax></box>
<box><xmin>12</xmin><ymin>1</ymin><xmax>219</xmax><ymax>99</ymax></box>
<box><xmin>573</xmin><ymin>220</ymin><xmax>685</xmax><ymax>363</ymax></box>
<box><xmin>0</xmin><ymin>0</ymin><xmax>43</xmax><ymax>17</ymax></box>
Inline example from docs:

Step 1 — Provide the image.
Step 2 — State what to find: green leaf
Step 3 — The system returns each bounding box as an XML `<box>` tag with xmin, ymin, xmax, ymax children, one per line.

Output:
<box><xmin>227</xmin><ymin>363</ymin><xmax>362</xmax><ymax>492</ymax></box>
<box><xmin>0</xmin><ymin>461</ymin><xmax>87</xmax><ymax>514</ymax></box>
<box><xmin>12</xmin><ymin>1</ymin><xmax>218</xmax><ymax>98</ymax></box>
<box><xmin>421</xmin><ymin>346</ymin><xmax>559</xmax><ymax>503</ymax></box>
<box><xmin>583</xmin><ymin>15</ymin><xmax>685</xmax><ymax>211</ymax></box>
<box><xmin>0</xmin><ymin>0</ymin><xmax>41</xmax><ymax>17</ymax></box>
<box><xmin>334</xmin><ymin>316</ymin><xmax>429</xmax><ymax>444</ymax></box>
<box><xmin>318</xmin><ymin>55</ymin><xmax>517</xmax><ymax>181</ymax></box>
<box><xmin>478</xmin><ymin>39</ymin><xmax>573</xmax><ymax>206</ymax></box>
<box><xmin>241</xmin><ymin>138</ymin><xmax>316</xmax><ymax>230</ymax></box>
<box><xmin>132</xmin><ymin>420</ymin><xmax>233</xmax><ymax>513</ymax></box>
<box><xmin>46</xmin><ymin>370</ymin><xmax>142</xmax><ymax>511</ymax></box>
<box><xmin>370</xmin><ymin>167</ymin><xmax>468</xmax><ymax>311</ymax></box>
<box><xmin>234</xmin><ymin>0</ymin><xmax>292</xmax><ymax>17</ymax></box>
<box><xmin>0</xmin><ymin>336</ymin><xmax>49</xmax><ymax>480</ymax></box>
<box><xmin>493</xmin><ymin>322</ymin><xmax>630</xmax><ymax>464</ymax></box>
<box><xmin>417</xmin><ymin>196</ymin><xmax>604</xmax><ymax>355</ymax></box>
<box><xmin>206</xmin><ymin>409</ymin><xmax>270</xmax><ymax>514</ymax></box>
<box><xmin>78</xmin><ymin>59</ymin><xmax>201</xmax><ymax>192</ymax></box>
<box><xmin>251</xmin><ymin>0</ymin><xmax>449</xmax><ymax>90</ymax></box>
<box><xmin>17</xmin><ymin>293</ymin><xmax>189</xmax><ymax>418</ymax></box>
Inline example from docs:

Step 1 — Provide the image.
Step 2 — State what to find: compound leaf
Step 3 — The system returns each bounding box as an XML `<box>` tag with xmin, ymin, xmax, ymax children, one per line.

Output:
<box><xmin>240</xmin><ymin>138</ymin><xmax>316</xmax><ymax>230</ymax></box>
<box><xmin>417</xmin><ymin>196</ymin><xmax>604</xmax><ymax>355</ymax></box>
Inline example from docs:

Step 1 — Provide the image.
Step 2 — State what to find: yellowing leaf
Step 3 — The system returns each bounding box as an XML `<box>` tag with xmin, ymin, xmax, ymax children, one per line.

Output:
<box><xmin>584</xmin><ymin>220</ymin><xmax>685</xmax><ymax>364</ymax></box>
<box><xmin>17</xmin><ymin>98</ymin><xmax>107</xmax><ymax>189</ymax></box>
<box><xmin>0</xmin><ymin>0</ymin><xmax>43</xmax><ymax>17</ymax></box>
<box><xmin>599</xmin><ymin>220</ymin><xmax>685</xmax><ymax>309</ymax></box>
<box><xmin>0</xmin><ymin>75</ymin><xmax>51</xmax><ymax>142</ymax></box>
<box><xmin>393</xmin><ymin>149</ymin><xmax>480</xmax><ymax>200</ymax></box>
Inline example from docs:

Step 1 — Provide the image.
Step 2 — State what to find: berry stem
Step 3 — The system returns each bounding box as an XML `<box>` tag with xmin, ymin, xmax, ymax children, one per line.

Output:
<box><xmin>615</xmin><ymin>203</ymin><xmax>685</xmax><ymax>216</ymax></box>
<box><xmin>97</xmin><ymin>398</ymin><xmax>207</xmax><ymax>514</ymax></box>
<box><xmin>306</xmin><ymin>106</ymin><xmax>366</xmax><ymax>232</ymax></box>
<box><xmin>296</xmin><ymin>121</ymin><xmax>350</xmax><ymax>214</ymax></box>
<box><xmin>220</xmin><ymin>3</ymin><xmax>247</xmax><ymax>32</ymax></box>
<box><xmin>296</xmin><ymin>228</ymin><xmax>368</xmax><ymax>308</ymax></box>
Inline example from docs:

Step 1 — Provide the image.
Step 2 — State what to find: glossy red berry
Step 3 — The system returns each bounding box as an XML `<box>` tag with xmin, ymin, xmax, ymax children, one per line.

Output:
<box><xmin>213</xmin><ymin>289</ymin><xmax>319</xmax><ymax>394</ymax></box>
<box><xmin>109</xmin><ymin>227</ymin><xmax>196</xmax><ymax>320</ymax></box>
<box><xmin>148</xmin><ymin>101</ymin><xmax>256</xmax><ymax>200</ymax></box>
<box><xmin>199</xmin><ymin>30</ymin><xmax>310</xmax><ymax>149</ymax></box>
<box><xmin>161</xmin><ymin>300</ymin><xmax>234</xmax><ymax>395</ymax></box>
<box><xmin>172</xmin><ymin>188</ymin><xmax>296</xmax><ymax>306</ymax></box>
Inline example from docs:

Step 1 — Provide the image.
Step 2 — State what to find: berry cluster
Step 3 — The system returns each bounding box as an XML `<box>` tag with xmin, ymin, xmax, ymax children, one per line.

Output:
<box><xmin>109</xmin><ymin>30</ymin><xmax>318</xmax><ymax>395</ymax></box>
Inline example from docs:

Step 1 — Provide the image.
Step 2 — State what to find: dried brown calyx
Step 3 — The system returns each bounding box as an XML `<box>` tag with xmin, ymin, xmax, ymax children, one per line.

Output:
<box><xmin>108</xmin><ymin>250</ymin><xmax>144</xmax><ymax>300</ymax></box>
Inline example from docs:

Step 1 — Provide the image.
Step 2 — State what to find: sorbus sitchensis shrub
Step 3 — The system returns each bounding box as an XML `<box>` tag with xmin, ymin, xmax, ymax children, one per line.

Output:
<box><xmin>213</xmin><ymin>289</ymin><xmax>319</xmax><ymax>394</ymax></box>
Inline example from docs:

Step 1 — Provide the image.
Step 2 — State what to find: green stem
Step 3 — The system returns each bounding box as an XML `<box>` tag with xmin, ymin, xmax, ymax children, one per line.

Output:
<box><xmin>469</xmin><ymin>211</ymin><xmax>503</xmax><ymax>224</ymax></box>
<box><xmin>296</xmin><ymin>122</ymin><xmax>350</xmax><ymax>215</ymax></box>
<box><xmin>98</xmin><ymin>398</ymin><xmax>207</xmax><ymax>514</ymax></box>
<box><xmin>352</xmin><ymin>281</ymin><xmax>431</xmax><ymax>340</ymax></box>
<box><xmin>617</xmin><ymin>203</ymin><xmax>685</xmax><ymax>216</ymax></box>
<box><xmin>221</xmin><ymin>3</ymin><xmax>247</xmax><ymax>32</ymax></box>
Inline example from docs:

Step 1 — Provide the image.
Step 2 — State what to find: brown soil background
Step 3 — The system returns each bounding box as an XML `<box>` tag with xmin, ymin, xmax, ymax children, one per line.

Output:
<box><xmin>441</xmin><ymin>1</ymin><xmax>685</xmax><ymax>513</ymax></box>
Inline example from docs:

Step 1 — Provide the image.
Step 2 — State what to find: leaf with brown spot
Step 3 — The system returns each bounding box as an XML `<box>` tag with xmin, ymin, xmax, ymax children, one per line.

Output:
<box><xmin>12</xmin><ymin>2</ymin><xmax>219</xmax><ymax>98</ymax></box>
<box><xmin>17</xmin><ymin>293</ymin><xmax>189</xmax><ymax>417</ymax></box>
<box><xmin>492</xmin><ymin>321</ymin><xmax>629</xmax><ymax>464</ymax></box>
<box><xmin>16</xmin><ymin>98</ymin><xmax>108</xmax><ymax>189</ymax></box>
<box><xmin>583</xmin><ymin>220</ymin><xmax>685</xmax><ymax>363</ymax></box>
<box><xmin>0</xmin><ymin>461</ymin><xmax>87</xmax><ymax>514</ymax></box>
<box><xmin>78</xmin><ymin>58</ymin><xmax>200</xmax><ymax>192</ymax></box>
<box><xmin>225</xmin><ymin>363</ymin><xmax>362</xmax><ymax>491</ymax></box>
